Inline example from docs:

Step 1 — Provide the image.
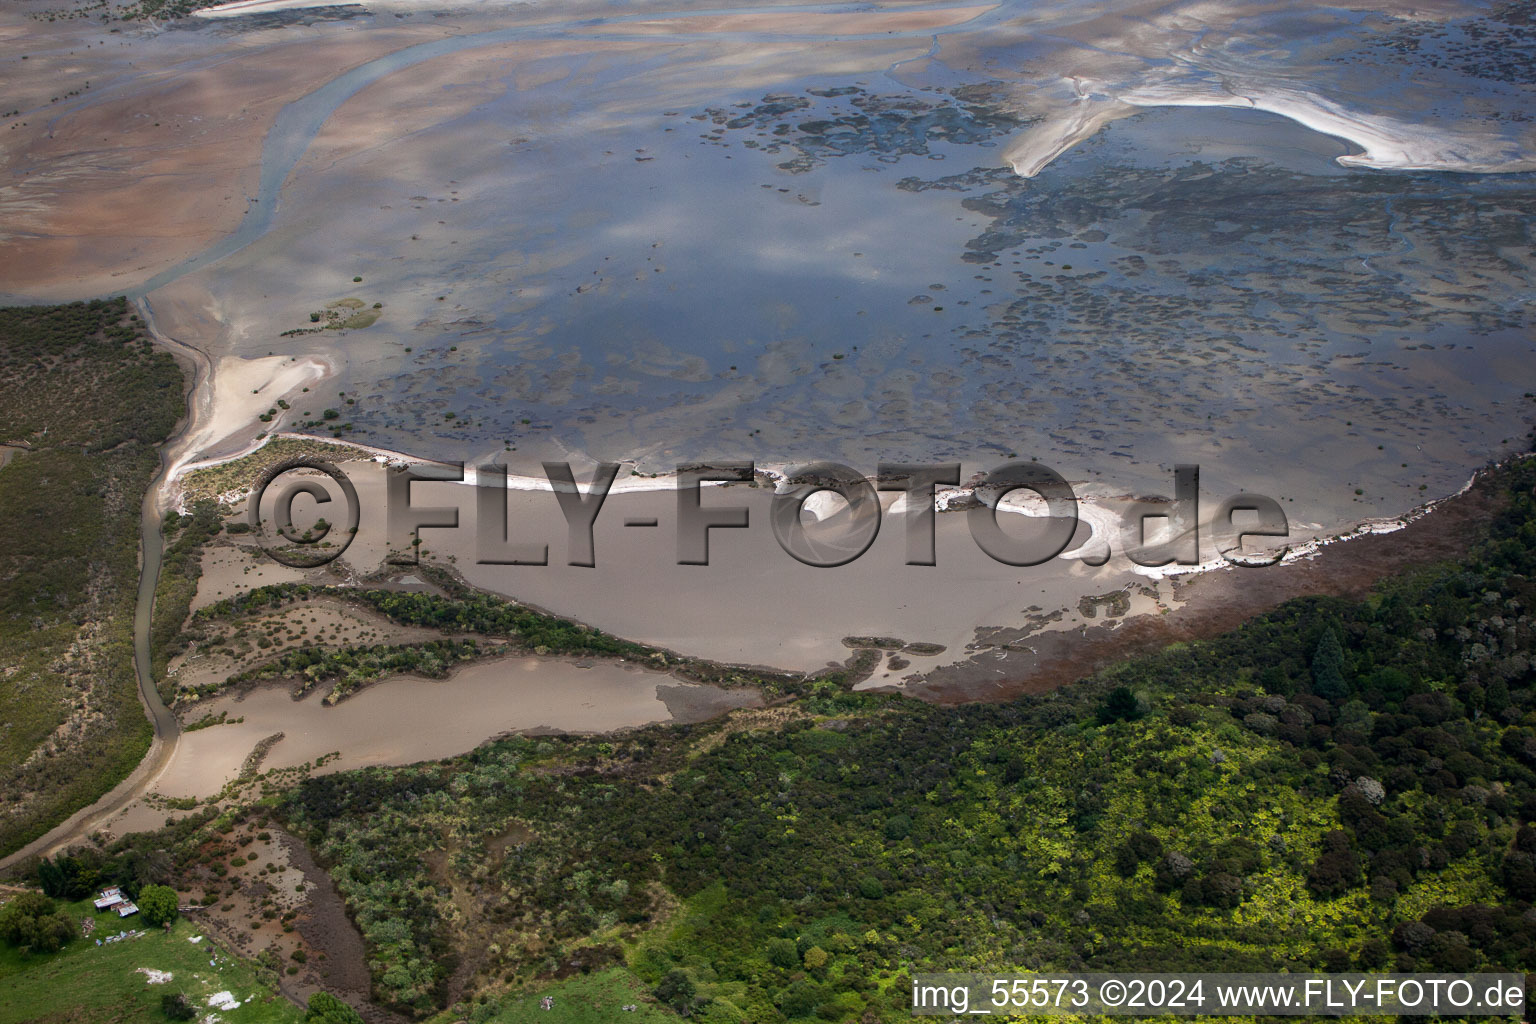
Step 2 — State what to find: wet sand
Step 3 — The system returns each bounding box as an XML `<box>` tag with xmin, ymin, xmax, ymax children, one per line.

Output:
<box><xmin>198</xmin><ymin>444</ymin><xmax>1532</xmax><ymax>695</ymax></box>
<box><xmin>3</xmin><ymin>0</ymin><xmax>1532</xmax><ymax>859</ymax></box>
<box><xmin>253</xmin><ymin>457</ymin><xmax>1189</xmax><ymax>675</ymax></box>
<box><xmin>0</xmin><ymin>10</ymin><xmax>448</xmax><ymax>300</ymax></box>
<box><xmin>5</xmin><ymin>0</ymin><xmax>1525</xmax><ymax>305</ymax></box>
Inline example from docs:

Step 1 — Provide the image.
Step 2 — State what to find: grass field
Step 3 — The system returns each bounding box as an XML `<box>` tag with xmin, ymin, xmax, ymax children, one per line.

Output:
<box><xmin>484</xmin><ymin>968</ymin><xmax>675</xmax><ymax>1024</ymax></box>
<box><xmin>0</xmin><ymin>898</ymin><xmax>301</xmax><ymax>1024</ymax></box>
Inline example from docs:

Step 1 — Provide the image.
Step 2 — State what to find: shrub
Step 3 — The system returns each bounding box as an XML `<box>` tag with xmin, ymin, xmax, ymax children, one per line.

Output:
<box><xmin>766</xmin><ymin>937</ymin><xmax>798</xmax><ymax>969</ymax></box>
<box><xmin>1312</xmin><ymin>629</ymin><xmax>1349</xmax><ymax>699</ymax></box>
<box><xmin>306</xmin><ymin>992</ymin><xmax>364</xmax><ymax>1024</ymax></box>
<box><xmin>1097</xmin><ymin>686</ymin><xmax>1144</xmax><ymax>724</ymax></box>
<box><xmin>0</xmin><ymin>892</ymin><xmax>74</xmax><ymax>954</ymax></box>
<box><xmin>655</xmin><ymin>968</ymin><xmax>702</xmax><ymax>1015</ymax></box>
<box><xmin>161</xmin><ymin>992</ymin><xmax>196</xmax><ymax>1020</ymax></box>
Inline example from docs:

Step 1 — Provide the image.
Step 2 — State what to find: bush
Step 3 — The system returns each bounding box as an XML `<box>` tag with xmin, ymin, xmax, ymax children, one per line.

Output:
<box><xmin>766</xmin><ymin>937</ymin><xmax>798</xmax><ymax>969</ymax></box>
<box><xmin>775</xmin><ymin>980</ymin><xmax>828</xmax><ymax>1019</ymax></box>
<box><xmin>138</xmin><ymin>884</ymin><xmax>179</xmax><ymax>926</ymax></box>
<box><xmin>1097</xmin><ymin>686</ymin><xmax>1144</xmax><ymax>724</ymax></box>
<box><xmin>161</xmin><ymin>993</ymin><xmax>196</xmax><ymax>1020</ymax></box>
<box><xmin>655</xmin><ymin>968</ymin><xmax>702</xmax><ymax>1016</ymax></box>
<box><xmin>306</xmin><ymin>991</ymin><xmax>364</xmax><ymax>1024</ymax></box>
<box><xmin>0</xmin><ymin>892</ymin><xmax>75</xmax><ymax>954</ymax></box>
<box><xmin>1312</xmin><ymin>629</ymin><xmax>1349</xmax><ymax>699</ymax></box>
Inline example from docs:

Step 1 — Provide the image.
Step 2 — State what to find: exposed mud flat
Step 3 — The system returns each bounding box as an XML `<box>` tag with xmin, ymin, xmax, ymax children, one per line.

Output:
<box><xmin>226</xmin><ymin>457</ymin><xmax>1195</xmax><ymax>674</ymax></box>
<box><xmin>0</xmin><ymin>6</ymin><xmax>444</xmax><ymax>300</ymax></box>
<box><xmin>4</xmin><ymin>0</ymin><xmax>1529</xmax><ymax>516</ymax></box>
<box><xmin>152</xmin><ymin>655</ymin><xmax>757</xmax><ymax>801</ymax></box>
<box><xmin>896</xmin><ymin>457</ymin><xmax>1521</xmax><ymax>702</ymax></box>
<box><xmin>6</xmin><ymin>0</ymin><xmax>1528</xmax><ymax>660</ymax></box>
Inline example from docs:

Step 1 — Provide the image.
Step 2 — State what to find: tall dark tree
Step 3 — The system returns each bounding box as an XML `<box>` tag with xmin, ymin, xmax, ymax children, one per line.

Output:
<box><xmin>1312</xmin><ymin>629</ymin><xmax>1349</xmax><ymax>699</ymax></box>
<box><xmin>1097</xmin><ymin>686</ymin><xmax>1144</xmax><ymax>724</ymax></box>
<box><xmin>655</xmin><ymin>969</ymin><xmax>701</xmax><ymax>1016</ymax></box>
<box><xmin>36</xmin><ymin>857</ymin><xmax>65</xmax><ymax>898</ymax></box>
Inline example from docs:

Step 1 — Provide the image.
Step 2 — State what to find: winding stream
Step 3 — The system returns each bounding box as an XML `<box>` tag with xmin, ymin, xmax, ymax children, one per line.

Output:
<box><xmin>129</xmin><ymin>1</ymin><xmax>996</xmax><ymax>298</ymax></box>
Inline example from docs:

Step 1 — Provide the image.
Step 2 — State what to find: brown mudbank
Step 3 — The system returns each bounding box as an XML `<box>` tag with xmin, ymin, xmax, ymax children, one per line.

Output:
<box><xmin>900</xmin><ymin>464</ymin><xmax>1513</xmax><ymax>704</ymax></box>
<box><xmin>841</xmin><ymin>636</ymin><xmax>905</xmax><ymax>650</ymax></box>
<box><xmin>284</xmin><ymin>830</ymin><xmax>409</xmax><ymax>1024</ymax></box>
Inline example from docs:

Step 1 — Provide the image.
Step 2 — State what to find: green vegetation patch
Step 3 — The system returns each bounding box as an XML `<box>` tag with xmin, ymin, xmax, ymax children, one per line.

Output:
<box><xmin>485</xmin><ymin>967</ymin><xmax>678</xmax><ymax>1024</ymax></box>
<box><xmin>281</xmin><ymin>299</ymin><xmax>382</xmax><ymax>338</ymax></box>
<box><xmin>216</xmin><ymin>638</ymin><xmax>485</xmax><ymax>704</ymax></box>
<box><xmin>178</xmin><ymin>438</ymin><xmax>364</xmax><ymax>505</ymax></box>
<box><xmin>196</xmin><ymin>570</ymin><xmax>841</xmax><ymax>697</ymax></box>
<box><xmin>151</xmin><ymin>499</ymin><xmax>225</xmax><ymax>701</ymax></box>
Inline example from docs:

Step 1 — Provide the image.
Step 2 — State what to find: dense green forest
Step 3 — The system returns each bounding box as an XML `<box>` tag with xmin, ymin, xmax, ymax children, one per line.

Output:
<box><xmin>0</xmin><ymin>298</ymin><xmax>185</xmax><ymax>857</ymax></box>
<box><xmin>260</xmin><ymin>458</ymin><xmax>1536</xmax><ymax>1020</ymax></box>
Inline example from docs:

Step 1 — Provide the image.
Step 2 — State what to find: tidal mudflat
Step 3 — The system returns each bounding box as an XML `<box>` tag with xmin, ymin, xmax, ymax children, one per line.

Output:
<box><xmin>3</xmin><ymin>0</ymin><xmax>1529</xmax><ymax>531</ymax></box>
<box><xmin>195</xmin><ymin>455</ymin><xmax>1188</xmax><ymax>676</ymax></box>
<box><xmin>124</xmin><ymin>654</ymin><xmax>758</xmax><ymax>812</ymax></box>
<box><xmin>1</xmin><ymin>0</ymin><xmax>1532</xmax><ymax>748</ymax></box>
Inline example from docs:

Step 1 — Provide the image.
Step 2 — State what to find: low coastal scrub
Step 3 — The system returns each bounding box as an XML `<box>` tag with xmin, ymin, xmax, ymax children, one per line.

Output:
<box><xmin>183</xmin><ymin>710</ymin><xmax>243</xmax><ymax>732</ymax></box>
<box><xmin>204</xmin><ymin>638</ymin><xmax>485</xmax><ymax>703</ymax></box>
<box><xmin>152</xmin><ymin>498</ymin><xmax>225</xmax><ymax>700</ymax></box>
<box><xmin>0</xmin><ymin>298</ymin><xmax>185</xmax><ymax>858</ymax></box>
<box><xmin>178</xmin><ymin>438</ymin><xmax>364</xmax><ymax>505</ymax></box>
